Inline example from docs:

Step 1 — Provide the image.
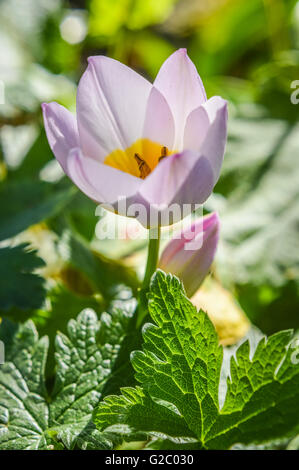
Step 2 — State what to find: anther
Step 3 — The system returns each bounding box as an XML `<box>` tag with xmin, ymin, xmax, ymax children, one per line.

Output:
<box><xmin>134</xmin><ymin>153</ymin><xmax>151</xmax><ymax>179</ymax></box>
<box><xmin>159</xmin><ymin>146</ymin><xmax>168</xmax><ymax>162</ymax></box>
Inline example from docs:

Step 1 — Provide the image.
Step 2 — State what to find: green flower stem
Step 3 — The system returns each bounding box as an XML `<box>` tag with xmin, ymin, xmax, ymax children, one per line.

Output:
<box><xmin>137</xmin><ymin>226</ymin><xmax>161</xmax><ymax>328</ymax></box>
<box><xmin>142</xmin><ymin>226</ymin><xmax>161</xmax><ymax>291</ymax></box>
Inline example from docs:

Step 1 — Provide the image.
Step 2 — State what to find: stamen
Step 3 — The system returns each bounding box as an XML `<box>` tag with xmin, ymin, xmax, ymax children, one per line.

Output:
<box><xmin>159</xmin><ymin>146</ymin><xmax>168</xmax><ymax>162</ymax></box>
<box><xmin>134</xmin><ymin>146</ymin><xmax>169</xmax><ymax>179</ymax></box>
<box><xmin>134</xmin><ymin>153</ymin><xmax>151</xmax><ymax>179</ymax></box>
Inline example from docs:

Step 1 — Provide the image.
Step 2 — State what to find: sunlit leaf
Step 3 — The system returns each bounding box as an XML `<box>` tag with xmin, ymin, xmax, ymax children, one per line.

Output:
<box><xmin>95</xmin><ymin>271</ymin><xmax>299</xmax><ymax>449</ymax></box>
<box><xmin>0</xmin><ymin>298</ymin><xmax>136</xmax><ymax>449</ymax></box>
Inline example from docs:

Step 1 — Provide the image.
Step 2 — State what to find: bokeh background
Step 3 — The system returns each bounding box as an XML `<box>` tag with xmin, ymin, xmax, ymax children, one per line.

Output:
<box><xmin>0</xmin><ymin>0</ymin><xmax>299</xmax><ymax>348</ymax></box>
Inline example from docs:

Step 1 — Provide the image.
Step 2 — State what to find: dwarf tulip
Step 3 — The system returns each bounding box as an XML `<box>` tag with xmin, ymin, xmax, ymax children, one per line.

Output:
<box><xmin>42</xmin><ymin>49</ymin><xmax>227</xmax><ymax>227</ymax></box>
<box><xmin>158</xmin><ymin>212</ymin><xmax>220</xmax><ymax>297</ymax></box>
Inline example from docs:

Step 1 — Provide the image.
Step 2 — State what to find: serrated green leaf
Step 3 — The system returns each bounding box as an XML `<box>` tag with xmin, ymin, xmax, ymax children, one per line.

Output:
<box><xmin>0</xmin><ymin>320</ymin><xmax>49</xmax><ymax>449</ymax></box>
<box><xmin>32</xmin><ymin>284</ymin><xmax>105</xmax><ymax>378</ymax></box>
<box><xmin>0</xmin><ymin>296</ymin><xmax>136</xmax><ymax>450</ymax></box>
<box><xmin>0</xmin><ymin>244</ymin><xmax>46</xmax><ymax>312</ymax></box>
<box><xmin>94</xmin><ymin>270</ymin><xmax>299</xmax><ymax>449</ymax></box>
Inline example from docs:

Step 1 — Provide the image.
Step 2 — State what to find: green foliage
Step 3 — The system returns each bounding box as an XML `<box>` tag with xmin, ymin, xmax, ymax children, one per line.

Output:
<box><xmin>0</xmin><ymin>298</ymin><xmax>136</xmax><ymax>450</ymax></box>
<box><xmin>59</xmin><ymin>191</ymin><xmax>99</xmax><ymax>241</ymax></box>
<box><xmin>56</xmin><ymin>232</ymin><xmax>139</xmax><ymax>303</ymax></box>
<box><xmin>32</xmin><ymin>284</ymin><xmax>106</xmax><ymax>378</ymax></box>
<box><xmin>32</xmin><ymin>285</ymin><xmax>104</xmax><ymax>341</ymax></box>
<box><xmin>89</xmin><ymin>0</ymin><xmax>178</xmax><ymax>37</ymax></box>
<box><xmin>214</xmin><ymin>109</ymin><xmax>299</xmax><ymax>331</ymax></box>
<box><xmin>0</xmin><ymin>180</ymin><xmax>75</xmax><ymax>242</ymax></box>
<box><xmin>220</xmin><ymin>117</ymin><xmax>299</xmax><ymax>287</ymax></box>
<box><xmin>10</xmin><ymin>129</ymin><xmax>55</xmax><ymax>181</ymax></box>
<box><xmin>0</xmin><ymin>244</ymin><xmax>46</xmax><ymax>312</ymax></box>
<box><xmin>0</xmin><ymin>319</ymin><xmax>50</xmax><ymax>449</ymax></box>
<box><xmin>0</xmin><ymin>0</ymin><xmax>299</xmax><ymax>452</ymax></box>
<box><xmin>94</xmin><ymin>271</ymin><xmax>299</xmax><ymax>449</ymax></box>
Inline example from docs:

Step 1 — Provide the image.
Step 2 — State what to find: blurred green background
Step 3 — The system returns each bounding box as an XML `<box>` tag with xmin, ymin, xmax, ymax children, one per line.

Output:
<box><xmin>0</xmin><ymin>0</ymin><xmax>299</xmax><ymax>341</ymax></box>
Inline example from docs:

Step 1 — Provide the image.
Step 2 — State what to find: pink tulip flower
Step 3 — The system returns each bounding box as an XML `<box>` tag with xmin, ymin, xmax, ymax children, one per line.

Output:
<box><xmin>158</xmin><ymin>212</ymin><xmax>220</xmax><ymax>297</ymax></box>
<box><xmin>42</xmin><ymin>49</ymin><xmax>227</xmax><ymax>227</ymax></box>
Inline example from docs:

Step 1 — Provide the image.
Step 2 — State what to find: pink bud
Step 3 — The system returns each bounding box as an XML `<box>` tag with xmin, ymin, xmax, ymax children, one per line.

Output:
<box><xmin>158</xmin><ymin>212</ymin><xmax>220</xmax><ymax>297</ymax></box>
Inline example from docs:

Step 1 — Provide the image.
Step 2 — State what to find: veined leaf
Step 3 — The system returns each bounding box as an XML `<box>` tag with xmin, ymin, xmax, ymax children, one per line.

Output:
<box><xmin>0</xmin><ymin>296</ymin><xmax>136</xmax><ymax>450</ymax></box>
<box><xmin>94</xmin><ymin>270</ymin><xmax>299</xmax><ymax>449</ymax></box>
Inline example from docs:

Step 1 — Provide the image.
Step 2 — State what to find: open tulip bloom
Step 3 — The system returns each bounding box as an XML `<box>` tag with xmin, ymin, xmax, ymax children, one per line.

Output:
<box><xmin>42</xmin><ymin>49</ymin><xmax>227</xmax><ymax>229</ymax></box>
<box><xmin>42</xmin><ymin>49</ymin><xmax>227</xmax><ymax>312</ymax></box>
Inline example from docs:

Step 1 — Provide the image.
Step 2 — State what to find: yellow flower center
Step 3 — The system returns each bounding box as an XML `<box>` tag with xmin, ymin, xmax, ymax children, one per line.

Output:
<box><xmin>104</xmin><ymin>138</ymin><xmax>174</xmax><ymax>179</ymax></box>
